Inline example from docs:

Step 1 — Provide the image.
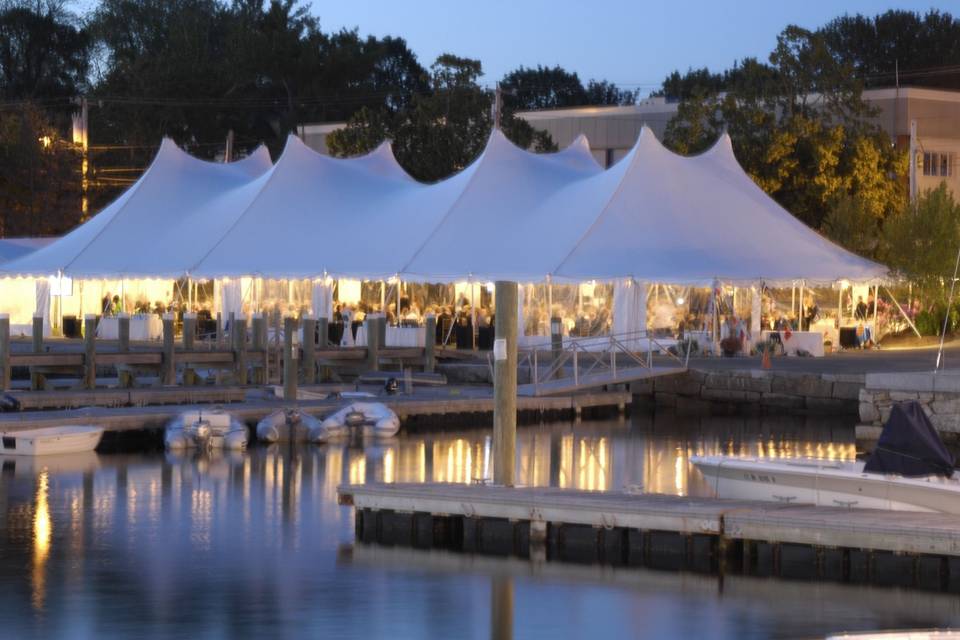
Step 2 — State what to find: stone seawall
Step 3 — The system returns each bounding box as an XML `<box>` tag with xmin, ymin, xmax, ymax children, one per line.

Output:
<box><xmin>858</xmin><ymin>372</ymin><xmax>960</xmax><ymax>436</ymax></box>
<box><xmin>634</xmin><ymin>369</ymin><xmax>863</xmax><ymax>414</ymax></box>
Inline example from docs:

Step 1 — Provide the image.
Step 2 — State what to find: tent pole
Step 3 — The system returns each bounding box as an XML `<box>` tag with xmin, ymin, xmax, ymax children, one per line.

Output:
<box><xmin>884</xmin><ymin>286</ymin><xmax>921</xmax><ymax>338</ymax></box>
<box><xmin>872</xmin><ymin>282</ymin><xmax>880</xmax><ymax>344</ymax></box>
<box><xmin>396</xmin><ymin>276</ymin><xmax>401</xmax><ymax>327</ymax></box>
<box><xmin>837</xmin><ymin>282</ymin><xmax>843</xmax><ymax>328</ymax></box>
<box><xmin>798</xmin><ymin>281</ymin><xmax>805</xmax><ymax>331</ymax></box>
<box><xmin>791</xmin><ymin>283</ymin><xmax>796</xmax><ymax>320</ymax></box>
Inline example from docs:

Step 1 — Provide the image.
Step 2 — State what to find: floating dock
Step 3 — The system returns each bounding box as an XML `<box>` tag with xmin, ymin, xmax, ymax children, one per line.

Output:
<box><xmin>338</xmin><ymin>483</ymin><xmax>960</xmax><ymax>589</ymax></box>
<box><xmin>0</xmin><ymin>388</ymin><xmax>631</xmax><ymax>433</ymax></box>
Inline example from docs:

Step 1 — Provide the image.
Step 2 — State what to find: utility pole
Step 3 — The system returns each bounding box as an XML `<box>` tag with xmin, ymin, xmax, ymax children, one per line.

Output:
<box><xmin>909</xmin><ymin>119</ymin><xmax>918</xmax><ymax>202</ymax></box>
<box><xmin>72</xmin><ymin>97</ymin><xmax>89</xmax><ymax>221</ymax></box>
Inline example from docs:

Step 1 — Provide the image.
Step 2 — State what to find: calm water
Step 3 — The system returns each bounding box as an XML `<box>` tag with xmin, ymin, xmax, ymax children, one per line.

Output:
<box><xmin>1</xmin><ymin>413</ymin><xmax>958</xmax><ymax>640</ymax></box>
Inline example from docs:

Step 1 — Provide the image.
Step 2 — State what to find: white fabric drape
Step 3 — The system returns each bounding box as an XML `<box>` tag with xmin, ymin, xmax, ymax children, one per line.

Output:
<box><xmin>613</xmin><ymin>278</ymin><xmax>647</xmax><ymax>350</ymax></box>
<box><xmin>217</xmin><ymin>279</ymin><xmax>243</xmax><ymax>324</ymax></box>
<box><xmin>34</xmin><ymin>278</ymin><xmax>51</xmax><ymax>336</ymax></box>
<box><xmin>311</xmin><ymin>279</ymin><xmax>333</xmax><ymax>320</ymax></box>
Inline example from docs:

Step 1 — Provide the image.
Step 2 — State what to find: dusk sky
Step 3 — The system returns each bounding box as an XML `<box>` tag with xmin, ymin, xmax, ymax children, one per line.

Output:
<box><xmin>313</xmin><ymin>0</ymin><xmax>951</xmax><ymax>92</ymax></box>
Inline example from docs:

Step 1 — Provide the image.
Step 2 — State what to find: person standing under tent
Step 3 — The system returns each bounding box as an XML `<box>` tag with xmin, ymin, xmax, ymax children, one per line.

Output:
<box><xmin>855</xmin><ymin>296</ymin><xmax>867</xmax><ymax>321</ymax></box>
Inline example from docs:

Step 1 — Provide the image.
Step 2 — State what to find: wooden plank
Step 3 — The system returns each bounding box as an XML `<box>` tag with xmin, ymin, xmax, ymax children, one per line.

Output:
<box><xmin>10</xmin><ymin>353</ymin><xmax>84</xmax><ymax>367</ymax></box>
<box><xmin>97</xmin><ymin>353</ymin><xmax>163</xmax><ymax>366</ymax></box>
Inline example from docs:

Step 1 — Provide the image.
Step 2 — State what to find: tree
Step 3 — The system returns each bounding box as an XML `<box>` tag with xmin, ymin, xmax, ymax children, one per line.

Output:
<box><xmin>821</xmin><ymin>194</ymin><xmax>880</xmax><ymax>257</ymax></box>
<box><xmin>662</xmin><ymin>25</ymin><xmax>905</xmax><ymax>230</ymax></box>
<box><xmin>328</xmin><ymin>54</ymin><xmax>556</xmax><ymax>182</ymax></box>
<box><xmin>882</xmin><ymin>184</ymin><xmax>960</xmax><ymax>299</ymax></box>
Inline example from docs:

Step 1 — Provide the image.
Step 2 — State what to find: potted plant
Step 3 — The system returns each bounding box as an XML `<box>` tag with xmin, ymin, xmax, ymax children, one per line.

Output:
<box><xmin>719</xmin><ymin>336</ymin><xmax>742</xmax><ymax>357</ymax></box>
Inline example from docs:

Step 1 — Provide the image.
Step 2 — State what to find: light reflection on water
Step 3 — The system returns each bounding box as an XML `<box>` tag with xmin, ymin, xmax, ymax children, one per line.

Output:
<box><xmin>0</xmin><ymin>412</ymin><xmax>957</xmax><ymax>639</ymax></box>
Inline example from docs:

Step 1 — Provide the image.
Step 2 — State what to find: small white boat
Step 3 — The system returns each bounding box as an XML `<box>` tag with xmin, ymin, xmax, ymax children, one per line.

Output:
<box><xmin>314</xmin><ymin>402</ymin><xmax>400</xmax><ymax>442</ymax></box>
<box><xmin>164</xmin><ymin>410</ymin><xmax>248</xmax><ymax>451</ymax></box>
<box><xmin>0</xmin><ymin>425</ymin><xmax>103</xmax><ymax>456</ymax></box>
<box><xmin>256</xmin><ymin>409</ymin><xmax>324</xmax><ymax>443</ymax></box>
<box><xmin>692</xmin><ymin>401</ymin><xmax>960</xmax><ymax>514</ymax></box>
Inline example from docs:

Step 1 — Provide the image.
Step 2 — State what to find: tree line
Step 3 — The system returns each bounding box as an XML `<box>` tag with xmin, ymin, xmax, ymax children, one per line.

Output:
<box><xmin>1</xmin><ymin>1</ymin><xmax>960</xmax><ymax>309</ymax></box>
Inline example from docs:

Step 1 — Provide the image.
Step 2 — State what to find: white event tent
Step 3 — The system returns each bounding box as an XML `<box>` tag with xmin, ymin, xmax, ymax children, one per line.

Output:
<box><xmin>0</xmin><ymin>125</ymin><xmax>888</xmax><ymax>349</ymax></box>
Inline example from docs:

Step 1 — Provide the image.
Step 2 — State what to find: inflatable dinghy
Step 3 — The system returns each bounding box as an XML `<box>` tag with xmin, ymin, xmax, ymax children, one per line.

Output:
<box><xmin>164</xmin><ymin>410</ymin><xmax>248</xmax><ymax>451</ymax></box>
<box><xmin>256</xmin><ymin>409</ymin><xmax>324</xmax><ymax>443</ymax></box>
<box><xmin>314</xmin><ymin>402</ymin><xmax>400</xmax><ymax>442</ymax></box>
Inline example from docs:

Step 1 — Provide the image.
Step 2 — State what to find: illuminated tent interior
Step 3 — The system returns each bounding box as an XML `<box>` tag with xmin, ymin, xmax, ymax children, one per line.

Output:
<box><xmin>0</xmin><ymin>127</ymin><xmax>889</xmax><ymax>350</ymax></box>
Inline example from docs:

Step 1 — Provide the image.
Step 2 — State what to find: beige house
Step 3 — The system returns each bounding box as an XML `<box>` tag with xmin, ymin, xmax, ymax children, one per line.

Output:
<box><xmin>299</xmin><ymin>87</ymin><xmax>960</xmax><ymax>198</ymax></box>
<box><xmin>518</xmin><ymin>87</ymin><xmax>960</xmax><ymax>200</ymax></box>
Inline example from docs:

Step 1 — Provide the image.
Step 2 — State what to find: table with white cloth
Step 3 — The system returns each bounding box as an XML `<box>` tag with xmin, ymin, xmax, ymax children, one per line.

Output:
<box><xmin>761</xmin><ymin>330</ymin><xmax>824</xmax><ymax>357</ymax></box>
<box><xmin>354</xmin><ymin>325</ymin><xmax>426</xmax><ymax>348</ymax></box>
<box><xmin>97</xmin><ymin>315</ymin><xmax>163</xmax><ymax>341</ymax></box>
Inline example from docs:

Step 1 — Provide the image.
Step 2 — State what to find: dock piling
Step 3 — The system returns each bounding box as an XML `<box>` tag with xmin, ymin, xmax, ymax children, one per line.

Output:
<box><xmin>83</xmin><ymin>314</ymin><xmax>97</xmax><ymax>389</ymax></box>
<box><xmin>283</xmin><ymin>316</ymin><xmax>298</xmax><ymax>402</ymax></box>
<box><xmin>301</xmin><ymin>315</ymin><xmax>316</xmax><ymax>385</ymax></box>
<box><xmin>233</xmin><ymin>317</ymin><xmax>247</xmax><ymax>385</ymax></box>
<box><xmin>117</xmin><ymin>313</ymin><xmax>130</xmax><ymax>352</ymax></box>
<box><xmin>0</xmin><ymin>314</ymin><xmax>9</xmax><ymax>391</ymax></box>
<box><xmin>493</xmin><ymin>281</ymin><xmax>518</xmax><ymax>487</ymax></box>
<box><xmin>31</xmin><ymin>314</ymin><xmax>45</xmax><ymax>391</ymax></box>
<box><xmin>424</xmin><ymin>314</ymin><xmax>436</xmax><ymax>373</ymax></box>
<box><xmin>161</xmin><ymin>313</ymin><xmax>175</xmax><ymax>386</ymax></box>
<box><xmin>182</xmin><ymin>313</ymin><xmax>197</xmax><ymax>385</ymax></box>
<box><xmin>251</xmin><ymin>314</ymin><xmax>265</xmax><ymax>385</ymax></box>
<box><xmin>366</xmin><ymin>315</ymin><xmax>381</xmax><ymax>372</ymax></box>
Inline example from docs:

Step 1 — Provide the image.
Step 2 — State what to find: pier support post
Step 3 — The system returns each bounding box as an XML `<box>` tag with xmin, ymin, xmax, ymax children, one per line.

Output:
<box><xmin>233</xmin><ymin>317</ymin><xmax>247</xmax><ymax>385</ymax></box>
<box><xmin>83</xmin><ymin>314</ymin><xmax>97</xmax><ymax>389</ymax></box>
<box><xmin>493</xmin><ymin>281</ymin><xmax>518</xmax><ymax>487</ymax></box>
<box><xmin>161</xmin><ymin>313</ymin><xmax>175</xmax><ymax>386</ymax></box>
<box><xmin>301</xmin><ymin>315</ymin><xmax>316</xmax><ymax>385</ymax></box>
<box><xmin>424</xmin><ymin>314</ymin><xmax>436</xmax><ymax>373</ymax></box>
<box><xmin>283</xmin><ymin>316</ymin><xmax>299</xmax><ymax>402</ymax></box>
<box><xmin>366</xmin><ymin>315</ymin><xmax>381</xmax><ymax>372</ymax></box>
<box><xmin>551</xmin><ymin>316</ymin><xmax>563</xmax><ymax>380</ymax></box>
<box><xmin>181</xmin><ymin>313</ymin><xmax>197</xmax><ymax>385</ymax></box>
<box><xmin>317</xmin><ymin>317</ymin><xmax>330</xmax><ymax>381</ymax></box>
<box><xmin>117</xmin><ymin>313</ymin><xmax>134</xmax><ymax>388</ymax></box>
<box><xmin>31</xmin><ymin>314</ymin><xmax>45</xmax><ymax>390</ymax></box>
<box><xmin>117</xmin><ymin>313</ymin><xmax>130</xmax><ymax>352</ymax></box>
<box><xmin>0</xmin><ymin>314</ymin><xmax>9</xmax><ymax>391</ymax></box>
<box><xmin>251</xmin><ymin>314</ymin><xmax>266</xmax><ymax>385</ymax></box>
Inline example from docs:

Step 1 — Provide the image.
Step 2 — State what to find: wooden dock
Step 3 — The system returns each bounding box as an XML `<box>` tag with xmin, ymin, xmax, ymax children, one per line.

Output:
<box><xmin>0</xmin><ymin>389</ymin><xmax>632</xmax><ymax>433</ymax></box>
<box><xmin>338</xmin><ymin>482</ymin><xmax>960</xmax><ymax>587</ymax></box>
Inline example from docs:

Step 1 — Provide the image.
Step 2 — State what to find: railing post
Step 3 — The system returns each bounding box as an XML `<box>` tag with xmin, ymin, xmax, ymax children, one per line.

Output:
<box><xmin>31</xmin><ymin>314</ymin><xmax>45</xmax><ymax>391</ymax></box>
<box><xmin>0</xmin><ymin>314</ymin><xmax>10</xmax><ymax>391</ymax></box>
<box><xmin>161</xmin><ymin>313</ymin><xmax>175</xmax><ymax>386</ymax></box>
<box><xmin>301</xmin><ymin>315</ymin><xmax>316</xmax><ymax>385</ymax></box>
<box><xmin>84</xmin><ymin>314</ymin><xmax>97</xmax><ymax>389</ymax></box>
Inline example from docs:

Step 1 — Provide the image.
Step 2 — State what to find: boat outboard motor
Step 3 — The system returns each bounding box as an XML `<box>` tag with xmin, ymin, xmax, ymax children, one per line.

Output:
<box><xmin>384</xmin><ymin>378</ymin><xmax>399</xmax><ymax>395</ymax></box>
<box><xmin>0</xmin><ymin>394</ymin><xmax>20</xmax><ymax>412</ymax></box>
<box><xmin>864</xmin><ymin>400</ymin><xmax>955</xmax><ymax>477</ymax></box>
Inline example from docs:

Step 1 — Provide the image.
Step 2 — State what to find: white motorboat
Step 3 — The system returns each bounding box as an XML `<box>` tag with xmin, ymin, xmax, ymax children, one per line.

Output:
<box><xmin>164</xmin><ymin>410</ymin><xmax>248</xmax><ymax>451</ymax></box>
<box><xmin>256</xmin><ymin>409</ymin><xmax>324</xmax><ymax>443</ymax></box>
<box><xmin>314</xmin><ymin>402</ymin><xmax>400</xmax><ymax>443</ymax></box>
<box><xmin>0</xmin><ymin>426</ymin><xmax>103</xmax><ymax>456</ymax></box>
<box><xmin>692</xmin><ymin>401</ymin><xmax>960</xmax><ymax>514</ymax></box>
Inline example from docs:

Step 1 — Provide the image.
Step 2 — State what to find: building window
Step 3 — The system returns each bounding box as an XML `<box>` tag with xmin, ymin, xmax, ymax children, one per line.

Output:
<box><xmin>922</xmin><ymin>151</ymin><xmax>952</xmax><ymax>177</ymax></box>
